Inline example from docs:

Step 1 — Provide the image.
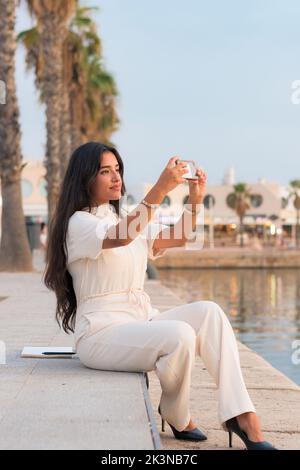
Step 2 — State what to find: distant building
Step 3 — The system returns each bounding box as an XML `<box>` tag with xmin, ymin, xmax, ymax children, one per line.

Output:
<box><xmin>0</xmin><ymin>160</ymin><xmax>298</xmax><ymax>233</ymax></box>
<box><xmin>222</xmin><ymin>167</ymin><xmax>235</xmax><ymax>185</ymax></box>
<box><xmin>20</xmin><ymin>161</ymin><xmax>48</xmax><ymax>219</ymax></box>
<box><xmin>0</xmin><ymin>161</ymin><xmax>47</xmax><ymax>234</ymax></box>
<box><xmin>126</xmin><ymin>180</ymin><xmax>298</xmax><ymax>232</ymax></box>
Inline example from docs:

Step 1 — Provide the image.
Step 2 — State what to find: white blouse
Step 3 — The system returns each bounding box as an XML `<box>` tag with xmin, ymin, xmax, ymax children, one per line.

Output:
<box><xmin>66</xmin><ymin>203</ymin><xmax>169</xmax><ymax>343</ymax></box>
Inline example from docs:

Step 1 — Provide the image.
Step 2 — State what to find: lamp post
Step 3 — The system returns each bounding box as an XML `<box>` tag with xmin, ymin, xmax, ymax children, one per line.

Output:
<box><xmin>208</xmin><ymin>196</ymin><xmax>214</xmax><ymax>249</ymax></box>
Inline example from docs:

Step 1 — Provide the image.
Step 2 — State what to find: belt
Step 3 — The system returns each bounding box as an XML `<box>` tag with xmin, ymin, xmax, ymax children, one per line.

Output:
<box><xmin>79</xmin><ymin>287</ymin><xmax>151</xmax><ymax>311</ymax></box>
<box><xmin>127</xmin><ymin>287</ymin><xmax>151</xmax><ymax>312</ymax></box>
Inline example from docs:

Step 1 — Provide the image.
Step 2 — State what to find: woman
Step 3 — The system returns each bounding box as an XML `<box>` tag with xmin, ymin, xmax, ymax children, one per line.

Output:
<box><xmin>44</xmin><ymin>142</ymin><xmax>277</xmax><ymax>450</ymax></box>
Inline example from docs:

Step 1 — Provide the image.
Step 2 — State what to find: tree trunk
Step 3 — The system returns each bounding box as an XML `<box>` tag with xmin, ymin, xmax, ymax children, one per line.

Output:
<box><xmin>60</xmin><ymin>81</ymin><xmax>71</xmax><ymax>181</ymax></box>
<box><xmin>40</xmin><ymin>14</ymin><xmax>66</xmax><ymax>223</ymax></box>
<box><xmin>239</xmin><ymin>215</ymin><xmax>244</xmax><ymax>248</ymax></box>
<box><xmin>69</xmin><ymin>87</ymin><xmax>84</xmax><ymax>152</ymax></box>
<box><xmin>60</xmin><ymin>38</ymin><xmax>72</xmax><ymax>181</ymax></box>
<box><xmin>0</xmin><ymin>0</ymin><xmax>32</xmax><ymax>271</ymax></box>
<box><xmin>297</xmin><ymin>209</ymin><xmax>300</xmax><ymax>249</ymax></box>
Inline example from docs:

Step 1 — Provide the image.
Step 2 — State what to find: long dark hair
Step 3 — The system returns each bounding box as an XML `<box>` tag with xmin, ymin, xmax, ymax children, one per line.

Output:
<box><xmin>43</xmin><ymin>141</ymin><xmax>126</xmax><ymax>334</ymax></box>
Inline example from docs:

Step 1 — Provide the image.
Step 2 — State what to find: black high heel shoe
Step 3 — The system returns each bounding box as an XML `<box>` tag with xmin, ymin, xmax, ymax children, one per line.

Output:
<box><xmin>225</xmin><ymin>417</ymin><xmax>278</xmax><ymax>450</ymax></box>
<box><xmin>158</xmin><ymin>405</ymin><xmax>207</xmax><ymax>441</ymax></box>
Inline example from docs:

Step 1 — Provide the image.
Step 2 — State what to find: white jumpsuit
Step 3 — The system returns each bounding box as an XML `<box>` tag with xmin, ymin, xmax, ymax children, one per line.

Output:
<box><xmin>66</xmin><ymin>203</ymin><xmax>256</xmax><ymax>432</ymax></box>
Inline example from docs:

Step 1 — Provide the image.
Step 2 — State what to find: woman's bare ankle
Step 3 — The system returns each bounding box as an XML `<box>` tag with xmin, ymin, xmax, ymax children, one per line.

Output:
<box><xmin>236</xmin><ymin>412</ymin><xmax>264</xmax><ymax>442</ymax></box>
<box><xmin>184</xmin><ymin>418</ymin><xmax>197</xmax><ymax>431</ymax></box>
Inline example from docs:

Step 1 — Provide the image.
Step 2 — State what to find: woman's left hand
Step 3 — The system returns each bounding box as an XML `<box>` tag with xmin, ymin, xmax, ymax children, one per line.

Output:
<box><xmin>188</xmin><ymin>165</ymin><xmax>207</xmax><ymax>204</ymax></box>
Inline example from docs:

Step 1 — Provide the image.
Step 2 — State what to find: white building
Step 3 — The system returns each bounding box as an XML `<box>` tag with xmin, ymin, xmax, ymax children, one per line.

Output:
<box><xmin>125</xmin><ymin>180</ymin><xmax>298</xmax><ymax>232</ymax></box>
<box><xmin>222</xmin><ymin>167</ymin><xmax>235</xmax><ymax>185</ymax></box>
<box><xmin>0</xmin><ymin>161</ymin><xmax>299</xmax><ymax>231</ymax></box>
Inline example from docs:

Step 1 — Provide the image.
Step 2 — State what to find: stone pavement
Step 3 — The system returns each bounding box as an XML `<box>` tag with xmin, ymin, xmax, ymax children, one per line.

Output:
<box><xmin>146</xmin><ymin>280</ymin><xmax>300</xmax><ymax>450</ymax></box>
<box><xmin>0</xmin><ymin>256</ymin><xmax>159</xmax><ymax>449</ymax></box>
<box><xmin>0</xmin><ymin>249</ymin><xmax>299</xmax><ymax>449</ymax></box>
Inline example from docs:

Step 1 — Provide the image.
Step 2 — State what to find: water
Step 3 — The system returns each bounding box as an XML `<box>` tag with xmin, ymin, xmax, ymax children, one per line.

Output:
<box><xmin>158</xmin><ymin>268</ymin><xmax>300</xmax><ymax>386</ymax></box>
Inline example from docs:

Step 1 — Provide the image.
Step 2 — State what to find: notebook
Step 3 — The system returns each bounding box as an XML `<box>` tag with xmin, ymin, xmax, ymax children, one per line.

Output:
<box><xmin>21</xmin><ymin>346</ymin><xmax>76</xmax><ymax>359</ymax></box>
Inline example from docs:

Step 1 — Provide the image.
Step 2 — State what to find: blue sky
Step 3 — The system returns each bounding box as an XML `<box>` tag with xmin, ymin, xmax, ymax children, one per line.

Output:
<box><xmin>16</xmin><ymin>0</ymin><xmax>300</xmax><ymax>186</ymax></box>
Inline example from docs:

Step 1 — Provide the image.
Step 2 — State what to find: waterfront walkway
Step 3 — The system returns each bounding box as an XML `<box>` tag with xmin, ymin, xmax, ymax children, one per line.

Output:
<box><xmin>153</xmin><ymin>246</ymin><xmax>300</xmax><ymax>268</ymax></box>
<box><xmin>0</xmin><ymin>249</ymin><xmax>299</xmax><ymax>449</ymax></box>
<box><xmin>146</xmin><ymin>280</ymin><xmax>300</xmax><ymax>450</ymax></box>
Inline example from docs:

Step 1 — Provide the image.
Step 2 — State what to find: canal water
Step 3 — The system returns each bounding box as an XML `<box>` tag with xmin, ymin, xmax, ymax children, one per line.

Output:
<box><xmin>158</xmin><ymin>268</ymin><xmax>300</xmax><ymax>386</ymax></box>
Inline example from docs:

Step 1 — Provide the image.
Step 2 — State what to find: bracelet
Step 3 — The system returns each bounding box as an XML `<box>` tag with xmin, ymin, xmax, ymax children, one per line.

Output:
<box><xmin>184</xmin><ymin>204</ymin><xmax>201</xmax><ymax>215</ymax></box>
<box><xmin>141</xmin><ymin>199</ymin><xmax>160</xmax><ymax>210</ymax></box>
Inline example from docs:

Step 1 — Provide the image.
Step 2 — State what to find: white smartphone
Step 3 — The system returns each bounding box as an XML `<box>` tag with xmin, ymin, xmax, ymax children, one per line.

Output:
<box><xmin>176</xmin><ymin>159</ymin><xmax>197</xmax><ymax>180</ymax></box>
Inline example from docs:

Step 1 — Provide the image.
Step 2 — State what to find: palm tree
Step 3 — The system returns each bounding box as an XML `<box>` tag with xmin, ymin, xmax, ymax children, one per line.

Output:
<box><xmin>65</xmin><ymin>6</ymin><xmax>119</xmax><ymax>150</ymax></box>
<box><xmin>65</xmin><ymin>5</ymin><xmax>101</xmax><ymax>152</ymax></box>
<box><xmin>82</xmin><ymin>57</ymin><xmax>119</xmax><ymax>145</ymax></box>
<box><xmin>288</xmin><ymin>180</ymin><xmax>300</xmax><ymax>248</ymax></box>
<box><xmin>227</xmin><ymin>183</ymin><xmax>251</xmax><ymax>248</ymax></box>
<box><xmin>18</xmin><ymin>4</ymin><xmax>119</xmax><ymax>181</ymax></box>
<box><xmin>17</xmin><ymin>23</ymin><xmax>71</xmax><ymax>180</ymax></box>
<box><xmin>26</xmin><ymin>0</ymin><xmax>76</xmax><ymax>221</ymax></box>
<box><xmin>60</xmin><ymin>38</ymin><xmax>72</xmax><ymax>181</ymax></box>
<box><xmin>0</xmin><ymin>0</ymin><xmax>32</xmax><ymax>271</ymax></box>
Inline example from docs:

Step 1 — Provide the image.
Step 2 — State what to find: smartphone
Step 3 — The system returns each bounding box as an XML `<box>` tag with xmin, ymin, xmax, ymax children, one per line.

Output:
<box><xmin>176</xmin><ymin>159</ymin><xmax>198</xmax><ymax>180</ymax></box>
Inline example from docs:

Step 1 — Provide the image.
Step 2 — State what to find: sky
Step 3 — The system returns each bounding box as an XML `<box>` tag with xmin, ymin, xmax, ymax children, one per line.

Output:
<box><xmin>15</xmin><ymin>0</ymin><xmax>300</xmax><ymax>187</ymax></box>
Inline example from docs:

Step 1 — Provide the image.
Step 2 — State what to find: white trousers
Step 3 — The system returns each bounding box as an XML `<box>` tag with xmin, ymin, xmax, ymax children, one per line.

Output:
<box><xmin>76</xmin><ymin>300</ymin><xmax>256</xmax><ymax>432</ymax></box>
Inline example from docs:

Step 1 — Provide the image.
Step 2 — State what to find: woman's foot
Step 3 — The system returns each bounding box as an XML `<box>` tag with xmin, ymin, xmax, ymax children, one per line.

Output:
<box><xmin>235</xmin><ymin>412</ymin><xmax>264</xmax><ymax>442</ymax></box>
<box><xmin>183</xmin><ymin>418</ymin><xmax>198</xmax><ymax>431</ymax></box>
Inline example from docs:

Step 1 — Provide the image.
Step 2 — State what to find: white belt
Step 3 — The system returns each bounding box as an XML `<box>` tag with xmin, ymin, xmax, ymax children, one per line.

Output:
<box><xmin>127</xmin><ymin>287</ymin><xmax>151</xmax><ymax>312</ymax></box>
<box><xmin>79</xmin><ymin>287</ymin><xmax>151</xmax><ymax>311</ymax></box>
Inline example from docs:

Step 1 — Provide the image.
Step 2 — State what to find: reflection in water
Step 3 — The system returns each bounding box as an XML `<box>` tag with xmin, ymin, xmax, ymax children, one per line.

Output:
<box><xmin>158</xmin><ymin>268</ymin><xmax>300</xmax><ymax>386</ymax></box>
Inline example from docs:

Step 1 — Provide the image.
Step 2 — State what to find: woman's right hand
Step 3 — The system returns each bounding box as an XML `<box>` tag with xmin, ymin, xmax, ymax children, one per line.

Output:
<box><xmin>155</xmin><ymin>157</ymin><xmax>189</xmax><ymax>194</ymax></box>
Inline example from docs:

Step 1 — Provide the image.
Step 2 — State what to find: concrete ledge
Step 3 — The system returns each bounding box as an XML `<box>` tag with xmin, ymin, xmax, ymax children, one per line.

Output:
<box><xmin>144</xmin><ymin>279</ymin><xmax>300</xmax><ymax>450</ymax></box>
<box><xmin>151</xmin><ymin>248</ymin><xmax>300</xmax><ymax>268</ymax></box>
<box><xmin>1</xmin><ymin>267</ymin><xmax>299</xmax><ymax>450</ymax></box>
<box><xmin>0</xmin><ymin>273</ymin><xmax>161</xmax><ymax>450</ymax></box>
<box><xmin>0</xmin><ymin>358</ymin><xmax>160</xmax><ymax>449</ymax></box>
